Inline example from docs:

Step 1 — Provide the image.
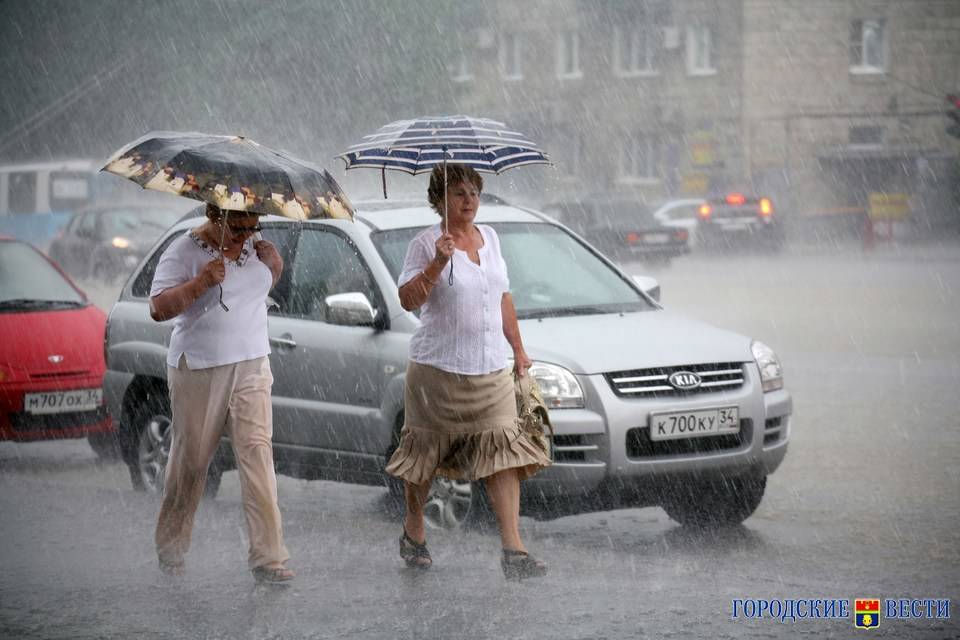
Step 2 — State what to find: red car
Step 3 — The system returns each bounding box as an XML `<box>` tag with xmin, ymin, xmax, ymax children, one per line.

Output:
<box><xmin>0</xmin><ymin>236</ymin><xmax>113</xmax><ymax>449</ymax></box>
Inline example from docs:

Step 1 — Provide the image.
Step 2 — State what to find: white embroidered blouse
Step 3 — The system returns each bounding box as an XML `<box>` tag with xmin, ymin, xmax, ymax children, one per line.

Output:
<box><xmin>398</xmin><ymin>224</ymin><xmax>511</xmax><ymax>375</ymax></box>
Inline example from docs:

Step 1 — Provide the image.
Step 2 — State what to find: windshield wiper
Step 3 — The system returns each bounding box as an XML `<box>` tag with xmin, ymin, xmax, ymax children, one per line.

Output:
<box><xmin>520</xmin><ymin>305</ymin><xmax>612</xmax><ymax>319</ymax></box>
<box><xmin>0</xmin><ymin>298</ymin><xmax>85</xmax><ymax>311</ymax></box>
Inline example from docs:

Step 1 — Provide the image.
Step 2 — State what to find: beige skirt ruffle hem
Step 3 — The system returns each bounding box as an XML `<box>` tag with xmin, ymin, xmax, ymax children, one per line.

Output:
<box><xmin>385</xmin><ymin>361</ymin><xmax>551</xmax><ymax>485</ymax></box>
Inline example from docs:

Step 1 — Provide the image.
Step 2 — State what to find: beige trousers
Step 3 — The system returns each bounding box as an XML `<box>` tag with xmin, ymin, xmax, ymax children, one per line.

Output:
<box><xmin>155</xmin><ymin>355</ymin><xmax>290</xmax><ymax>570</ymax></box>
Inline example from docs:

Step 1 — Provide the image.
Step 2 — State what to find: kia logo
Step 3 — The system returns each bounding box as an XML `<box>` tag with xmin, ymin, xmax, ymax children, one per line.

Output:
<box><xmin>669</xmin><ymin>371</ymin><xmax>701</xmax><ymax>390</ymax></box>
<box><xmin>47</xmin><ymin>355</ymin><xmax>65</xmax><ymax>364</ymax></box>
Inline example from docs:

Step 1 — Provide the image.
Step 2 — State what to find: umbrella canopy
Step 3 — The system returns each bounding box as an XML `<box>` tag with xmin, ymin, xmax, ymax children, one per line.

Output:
<box><xmin>103</xmin><ymin>131</ymin><xmax>354</xmax><ymax>221</ymax></box>
<box><xmin>337</xmin><ymin>115</ymin><xmax>551</xmax><ymax>195</ymax></box>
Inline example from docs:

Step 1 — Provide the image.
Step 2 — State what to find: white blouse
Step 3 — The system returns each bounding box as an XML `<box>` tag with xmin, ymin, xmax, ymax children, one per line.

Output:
<box><xmin>399</xmin><ymin>224</ymin><xmax>511</xmax><ymax>375</ymax></box>
<box><xmin>150</xmin><ymin>231</ymin><xmax>272</xmax><ymax>370</ymax></box>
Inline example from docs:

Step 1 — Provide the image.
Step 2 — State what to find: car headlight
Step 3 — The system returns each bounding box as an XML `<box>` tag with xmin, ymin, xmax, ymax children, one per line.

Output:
<box><xmin>528</xmin><ymin>361</ymin><xmax>584</xmax><ymax>409</ymax></box>
<box><xmin>751</xmin><ymin>340</ymin><xmax>783</xmax><ymax>392</ymax></box>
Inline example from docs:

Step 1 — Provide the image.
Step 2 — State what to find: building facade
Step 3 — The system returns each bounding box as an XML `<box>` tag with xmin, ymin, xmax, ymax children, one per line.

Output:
<box><xmin>452</xmin><ymin>0</ymin><xmax>960</xmax><ymax>235</ymax></box>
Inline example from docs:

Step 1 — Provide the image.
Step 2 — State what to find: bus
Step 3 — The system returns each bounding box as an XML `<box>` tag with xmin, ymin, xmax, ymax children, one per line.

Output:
<box><xmin>0</xmin><ymin>159</ymin><xmax>123</xmax><ymax>250</ymax></box>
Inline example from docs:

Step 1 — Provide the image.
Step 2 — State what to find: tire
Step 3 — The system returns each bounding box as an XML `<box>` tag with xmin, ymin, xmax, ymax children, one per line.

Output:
<box><xmin>384</xmin><ymin>412</ymin><xmax>494</xmax><ymax>532</ymax></box>
<box><xmin>121</xmin><ymin>382</ymin><xmax>221</xmax><ymax>498</ymax></box>
<box><xmin>661</xmin><ymin>472</ymin><xmax>767</xmax><ymax>528</ymax></box>
<box><xmin>87</xmin><ymin>432</ymin><xmax>121</xmax><ymax>460</ymax></box>
<box><xmin>422</xmin><ymin>477</ymin><xmax>494</xmax><ymax>532</ymax></box>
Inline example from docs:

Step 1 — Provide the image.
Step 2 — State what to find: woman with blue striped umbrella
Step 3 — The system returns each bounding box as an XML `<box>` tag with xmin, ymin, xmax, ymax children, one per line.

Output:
<box><xmin>338</xmin><ymin>115</ymin><xmax>550</xmax><ymax>285</ymax></box>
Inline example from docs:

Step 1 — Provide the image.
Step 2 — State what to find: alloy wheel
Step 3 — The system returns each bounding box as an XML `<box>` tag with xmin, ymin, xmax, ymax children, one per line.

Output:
<box><xmin>137</xmin><ymin>414</ymin><xmax>172</xmax><ymax>494</ymax></box>
<box><xmin>422</xmin><ymin>477</ymin><xmax>473</xmax><ymax>530</ymax></box>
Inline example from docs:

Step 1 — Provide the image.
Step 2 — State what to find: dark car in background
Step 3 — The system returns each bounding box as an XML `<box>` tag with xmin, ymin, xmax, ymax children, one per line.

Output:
<box><xmin>697</xmin><ymin>192</ymin><xmax>785</xmax><ymax>251</ymax></box>
<box><xmin>48</xmin><ymin>201</ymin><xmax>189</xmax><ymax>281</ymax></box>
<box><xmin>0</xmin><ymin>236</ymin><xmax>113</xmax><ymax>454</ymax></box>
<box><xmin>542</xmin><ymin>196</ymin><xmax>689</xmax><ymax>265</ymax></box>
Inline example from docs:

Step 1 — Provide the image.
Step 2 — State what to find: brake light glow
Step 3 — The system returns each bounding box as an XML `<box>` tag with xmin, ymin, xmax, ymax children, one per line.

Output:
<box><xmin>726</xmin><ymin>193</ymin><xmax>746</xmax><ymax>205</ymax></box>
<box><xmin>674</xmin><ymin>229</ymin><xmax>688</xmax><ymax>241</ymax></box>
<box><xmin>759</xmin><ymin>197</ymin><xmax>773</xmax><ymax>216</ymax></box>
<box><xmin>698</xmin><ymin>203</ymin><xmax>712</xmax><ymax>219</ymax></box>
<box><xmin>626</xmin><ymin>232</ymin><xmax>640</xmax><ymax>244</ymax></box>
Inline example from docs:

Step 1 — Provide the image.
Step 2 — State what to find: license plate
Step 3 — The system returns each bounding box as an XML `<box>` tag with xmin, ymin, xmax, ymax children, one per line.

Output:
<box><xmin>24</xmin><ymin>388</ymin><xmax>102</xmax><ymax>415</ymax></box>
<box><xmin>643</xmin><ymin>233</ymin><xmax>670</xmax><ymax>244</ymax></box>
<box><xmin>649</xmin><ymin>406</ymin><xmax>739</xmax><ymax>441</ymax></box>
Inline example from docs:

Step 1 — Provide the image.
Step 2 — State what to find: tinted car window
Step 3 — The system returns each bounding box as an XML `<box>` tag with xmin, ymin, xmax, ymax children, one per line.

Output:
<box><xmin>372</xmin><ymin>222</ymin><xmax>653</xmax><ymax>319</ymax></box>
<box><xmin>130</xmin><ymin>230</ymin><xmax>186</xmax><ymax>298</ymax></box>
<box><xmin>286</xmin><ymin>228</ymin><xmax>381</xmax><ymax>322</ymax></box>
<box><xmin>0</xmin><ymin>241</ymin><xmax>84</xmax><ymax>304</ymax></box>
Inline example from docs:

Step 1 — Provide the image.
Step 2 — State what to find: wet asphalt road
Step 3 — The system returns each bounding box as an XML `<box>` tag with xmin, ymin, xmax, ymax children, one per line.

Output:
<box><xmin>2</xmin><ymin>241</ymin><xmax>959</xmax><ymax>639</ymax></box>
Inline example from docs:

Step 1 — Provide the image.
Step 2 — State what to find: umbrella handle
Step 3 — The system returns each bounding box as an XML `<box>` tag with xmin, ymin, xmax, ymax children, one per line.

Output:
<box><xmin>382</xmin><ymin>166</ymin><xmax>387</xmax><ymax>199</ymax></box>
<box><xmin>217</xmin><ymin>210</ymin><xmax>230</xmax><ymax>312</ymax></box>
<box><xmin>443</xmin><ymin>155</ymin><xmax>454</xmax><ymax>286</ymax></box>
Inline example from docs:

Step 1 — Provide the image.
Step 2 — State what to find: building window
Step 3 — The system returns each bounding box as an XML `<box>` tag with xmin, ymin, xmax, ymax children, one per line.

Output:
<box><xmin>556</xmin><ymin>30</ymin><xmax>582</xmax><ymax>79</ymax></box>
<box><xmin>619</xmin><ymin>135</ymin><xmax>659</xmax><ymax>181</ymax></box>
<box><xmin>686</xmin><ymin>25</ymin><xmax>715</xmax><ymax>75</ymax></box>
<box><xmin>450</xmin><ymin>49</ymin><xmax>472</xmax><ymax>83</ymax></box>
<box><xmin>499</xmin><ymin>32</ymin><xmax>523</xmax><ymax>80</ymax></box>
<box><xmin>849</xmin><ymin>125</ymin><xmax>884</xmax><ymax>147</ymax></box>
<box><xmin>613</xmin><ymin>24</ymin><xmax>658</xmax><ymax>76</ymax></box>
<box><xmin>850</xmin><ymin>19</ymin><xmax>887</xmax><ymax>73</ymax></box>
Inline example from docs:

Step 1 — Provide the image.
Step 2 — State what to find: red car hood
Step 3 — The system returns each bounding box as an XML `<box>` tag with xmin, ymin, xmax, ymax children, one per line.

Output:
<box><xmin>0</xmin><ymin>305</ymin><xmax>107</xmax><ymax>377</ymax></box>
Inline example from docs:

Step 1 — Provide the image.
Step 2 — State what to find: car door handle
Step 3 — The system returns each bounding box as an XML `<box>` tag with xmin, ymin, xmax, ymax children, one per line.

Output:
<box><xmin>269</xmin><ymin>335</ymin><xmax>297</xmax><ymax>349</ymax></box>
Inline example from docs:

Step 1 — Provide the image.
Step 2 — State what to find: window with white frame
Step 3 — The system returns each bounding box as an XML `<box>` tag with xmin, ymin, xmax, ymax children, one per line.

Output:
<box><xmin>686</xmin><ymin>25</ymin><xmax>715</xmax><ymax>75</ymax></box>
<box><xmin>619</xmin><ymin>134</ymin><xmax>659</xmax><ymax>181</ymax></box>
<box><xmin>850</xmin><ymin>19</ymin><xmax>887</xmax><ymax>73</ymax></box>
<box><xmin>613</xmin><ymin>24</ymin><xmax>657</xmax><ymax>75</ymax></box>
<box><xmin>499</xmin><ymin>32</ymin><xmax>522</xmax><ymax>80</ymax></box>
<box><xmin>450</xmin><ymin>48</ymin><xmax>472</xmax><ymax>82</ymax></box>
<box><xmin>556</xmin><ymin>29</ymin><xmax>581</xmax><ymax>78</ymax></box>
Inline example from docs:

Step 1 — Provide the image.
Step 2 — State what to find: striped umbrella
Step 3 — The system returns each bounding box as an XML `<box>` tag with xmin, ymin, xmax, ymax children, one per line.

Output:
<box><xmin>338</xmin><ymin>115</ymin><xmax>550</xmax><ymax>197</ymax></box>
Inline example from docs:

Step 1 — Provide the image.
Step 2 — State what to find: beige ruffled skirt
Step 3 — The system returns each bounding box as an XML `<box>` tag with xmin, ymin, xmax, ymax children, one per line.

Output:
<box><xmin>385</xmin><ymin>361</ymin><xmax>551</xmax><ymax>485</ymax></box>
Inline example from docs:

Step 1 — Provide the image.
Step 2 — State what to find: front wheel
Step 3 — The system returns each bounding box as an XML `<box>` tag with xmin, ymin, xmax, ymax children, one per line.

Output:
<box><xmin>122</xmin><ymin>383</ymin><xmax>222</xmax><ymax>498</ymax></box>
<box><xmin>422</xmin><ymin>477</ymin><xmax>494</xmax><ymax>532</ymax></box>
<box><xmin>661</xmin><ymin>473</ymin><xmax>767</xmax><ymax>528</ymax></box>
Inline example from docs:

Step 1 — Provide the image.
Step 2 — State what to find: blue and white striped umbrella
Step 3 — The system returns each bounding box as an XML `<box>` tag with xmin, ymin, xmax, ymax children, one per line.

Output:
<box><xmin>337</xmin><ymin>115</ymin><xmax>550</xmax><ymax>190</ymax></box>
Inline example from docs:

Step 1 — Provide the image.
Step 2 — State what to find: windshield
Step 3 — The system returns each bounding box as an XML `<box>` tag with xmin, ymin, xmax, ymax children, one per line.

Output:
<box><xmin>372</xmin><ymin>222</ymin><xmax>654</xmax><ymax>319</ymax></box>
<box><xmin>99</xmin><ymin>208</ymin><xmax>183</xmax><ymax>237</ymax></box>
<box><xmin>0</xmin><ymin>241</ymin><xmax>85</xmax><ymax>308</ymax></box>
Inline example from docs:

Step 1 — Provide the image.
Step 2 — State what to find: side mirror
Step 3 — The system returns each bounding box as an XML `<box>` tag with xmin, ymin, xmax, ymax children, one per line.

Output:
<box><xmin>632</xmin><ymin>275</ymin><xmax>660</xmax><ymax>302</ymax></box>
<box><xmin>325</xmin><ymin>292</ymin><xmax>378</xmax><ymax>327</ymax></box>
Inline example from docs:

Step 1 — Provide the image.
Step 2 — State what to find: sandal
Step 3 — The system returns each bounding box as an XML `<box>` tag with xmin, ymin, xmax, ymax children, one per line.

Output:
<box><xmin>252</xmin><ymin>565</ymin><xmax>296</xmax><ymax>584</ymax></box>
<box><xmin>501</xmin><ymin>549</ymin><xmax>548</xmax><ymax>580</ymax></box>
<box><xmin>399</xmin><ymin>530</ymin><xmax>432</xmax><ymax>570</ymax></box>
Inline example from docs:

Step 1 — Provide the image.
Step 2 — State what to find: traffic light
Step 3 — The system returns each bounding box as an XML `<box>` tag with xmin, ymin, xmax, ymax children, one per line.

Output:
<box><xmin>948</xmin><ymin>94</ymin><xmax>960</xmax><ymax>139</ymax></box>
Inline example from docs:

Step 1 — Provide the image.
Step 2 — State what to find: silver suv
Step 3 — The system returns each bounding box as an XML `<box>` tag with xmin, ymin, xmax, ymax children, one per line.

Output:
<box><xmin>104</xmin><ymin>201</ymin><xmax>792</xmax><ymax>529</ymax></box>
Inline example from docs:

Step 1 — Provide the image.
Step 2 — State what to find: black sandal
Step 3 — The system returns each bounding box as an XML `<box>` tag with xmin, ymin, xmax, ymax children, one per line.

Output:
<box><xmin>501</xmin><ymin>549</ymin><xmax>548</xmax><ymax>580</ymax></box>
<box><xmin>399</xmin><ymin>530</ymin><xmax>432</xmax><ymax>570</ymax></box>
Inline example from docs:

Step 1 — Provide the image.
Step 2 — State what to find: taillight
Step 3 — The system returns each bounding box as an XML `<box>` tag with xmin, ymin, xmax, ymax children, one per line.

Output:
<box><xmin>759</xmin><ymin>197</ymin><xmax>773</xmax><ymax>216</ymax></box>
<box><xmin>674</xmin><ymin>229</ymin><xmax>688</xmax><ymax>241</ymax></box>
<box><xmin>698</xmin><ymin>203</ymin><xmax>712</xmax><ymax>219</ymax></box>
<box><xmin>626</xmin><ymin>232</ymin><xmax>640</xmax><ymax>244</ymax></box>
<box><xmin>726</xmin><ymin>192</ymin><xmax>746</xmax><ymax>206</ymax></box>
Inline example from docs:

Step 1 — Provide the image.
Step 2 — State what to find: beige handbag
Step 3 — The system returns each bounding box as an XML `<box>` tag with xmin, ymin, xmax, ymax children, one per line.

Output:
<box><xmin>514</xmin><ymin>372</ymin><xmax>554</xmax><ymax>459</ymax></box>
